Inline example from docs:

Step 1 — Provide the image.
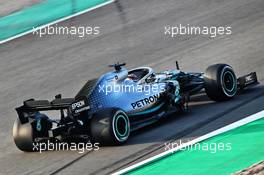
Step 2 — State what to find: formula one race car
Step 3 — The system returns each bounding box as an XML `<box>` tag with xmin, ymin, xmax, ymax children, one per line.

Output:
<box><xmin>13</xmin><ymin>62</ymin><xmax>258</xmax><ymax>151</ymax></box>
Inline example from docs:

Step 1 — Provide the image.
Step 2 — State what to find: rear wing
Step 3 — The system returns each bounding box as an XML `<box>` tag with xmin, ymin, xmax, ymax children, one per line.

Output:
<box><xmin>237</xmin><ymin>72</ymin><xmax>259</xmax><ymax>89</ymax></box>
<box><xmin>16</xmin><ymin>95</ymin><xmax>90</xmax><ymax>124</ymax></box>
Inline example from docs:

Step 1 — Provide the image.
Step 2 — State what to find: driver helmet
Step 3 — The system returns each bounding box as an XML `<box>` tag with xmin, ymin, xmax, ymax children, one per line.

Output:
<box><xmin>127</xmin><ymin>73</ymin><xmax>138</xmax><ymax>81</ymax></box>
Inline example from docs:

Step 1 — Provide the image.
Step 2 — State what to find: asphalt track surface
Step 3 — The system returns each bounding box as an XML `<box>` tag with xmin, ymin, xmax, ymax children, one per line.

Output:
<box><xmin>0</xmin><ymin>0</ymin><xmax>264</xmax><ymax>174</ymax></box>
<box><xmin>0</xmin><ymin>0</ymin><xmax>43</xmax><ymax>17</ymax></box>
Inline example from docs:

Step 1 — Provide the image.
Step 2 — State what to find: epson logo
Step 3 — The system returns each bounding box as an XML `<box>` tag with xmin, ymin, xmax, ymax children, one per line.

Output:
<box><xmin>72</xmin><ymin>100</ymin><xmax>85</xmax><ymax>110</ymax></box>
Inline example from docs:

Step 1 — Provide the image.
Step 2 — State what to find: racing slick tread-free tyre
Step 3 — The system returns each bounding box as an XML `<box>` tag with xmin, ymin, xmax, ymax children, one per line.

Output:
<box><xmin>13</xmin><ymin>115</ymin><xmax>51</xmax><ymax>152</ymax></box>
<box><xmin>90</xmin><ymin>108</ymin><xmax>130</xmax><ymax>146</ymax></box>
<box><xmin>204</xmin><ymin>64</ymin><xmax>238</xmax><ymax>101</ymax></box>
<box><xmin>13</xmin><ymin>118</ymin><xmax>35</xmax><ymax>152</ymax></box>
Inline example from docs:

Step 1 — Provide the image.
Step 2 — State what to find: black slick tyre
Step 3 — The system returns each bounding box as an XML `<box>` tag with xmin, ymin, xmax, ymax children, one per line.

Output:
<box><xmin>204</xmin><ymin>64</ymin><xmax>237</xmax><ymax>101</ymax></box>
<box><xmin>90</xmin><ymin>108</ymin><xmax>130</xmax><ymax>146</ymax></box>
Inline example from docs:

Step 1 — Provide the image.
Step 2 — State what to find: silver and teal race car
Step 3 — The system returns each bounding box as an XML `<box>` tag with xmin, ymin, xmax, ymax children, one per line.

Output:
<box><xmin>13</xmin><ymin>62</ymin><xmax>258</xmax><ymax>151</ymax></box>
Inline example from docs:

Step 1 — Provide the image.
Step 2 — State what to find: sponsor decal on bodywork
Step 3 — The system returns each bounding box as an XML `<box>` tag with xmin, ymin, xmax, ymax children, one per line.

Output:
<box><xmin>71</xmin><ymin>98</ymin><xmax>90</xmax><ymax>114</ymax></box>
<box><xmin>131</xmin><ymin>93</ymin><xmax>161</xmax><ymax>109</ymax></box>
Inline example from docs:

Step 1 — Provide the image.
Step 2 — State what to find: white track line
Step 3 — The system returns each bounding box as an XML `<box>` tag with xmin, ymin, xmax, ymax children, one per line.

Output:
<box><xmin>112</xmin><ymin>109</ymin><xmax>264</xmax><ymax>175</ymax></box>
<box><xmin>0</xmin><ymin>0</ymin><xmax>115</xmax><ymax>45</ymax></box>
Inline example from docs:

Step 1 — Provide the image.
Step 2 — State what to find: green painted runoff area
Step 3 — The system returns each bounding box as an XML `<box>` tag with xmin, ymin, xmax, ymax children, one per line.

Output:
<box><xmin>0</xmin><ymin>0</ymin><xmax>111</xmax><ymax>41</ymax></box>
<box><xmin>126</xmin><ymin>118</ymin><xmax>264</xmax><ymax>175</ymax></box>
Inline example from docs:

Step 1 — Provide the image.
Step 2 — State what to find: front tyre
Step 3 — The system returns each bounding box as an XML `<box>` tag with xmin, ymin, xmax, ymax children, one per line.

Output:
<box><xmin>204</xmin><ymin>64</ymin><xmax>237</xmax><ymax>101</ymax></box>
<box><xmin>90</xmin><ymin>108</ymin><xmax>130</xmax><ymax>146</ymax></box>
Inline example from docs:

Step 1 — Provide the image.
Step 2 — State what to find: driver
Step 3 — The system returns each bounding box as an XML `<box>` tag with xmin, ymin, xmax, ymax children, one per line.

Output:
<box><xmin>126</xmin><ymin>73</ymin><xmax>138</xmax><ymax>82</ymax></box>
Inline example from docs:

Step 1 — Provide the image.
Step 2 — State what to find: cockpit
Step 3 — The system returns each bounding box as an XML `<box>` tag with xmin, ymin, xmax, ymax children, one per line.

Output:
<box><xmin>107</xmin><ymin>63</ymin><xmax>156</xmax><ymax>84</ymax></box>
<box><xmin>127</xmin><ymin>67</ymin><xmax>154</xmax><ymax>84</ymax></box>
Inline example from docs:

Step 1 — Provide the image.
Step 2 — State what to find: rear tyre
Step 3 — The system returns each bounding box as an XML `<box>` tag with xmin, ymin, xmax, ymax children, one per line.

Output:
<box><xmin>90</xmin><ymin>108</ymin><xmax>130</xmax><ymax>146</ymax></box>
<box><xmin>13</xmin><ymin>114</ymin><xmax>51</xmax><ymax>152</ymax></box>
<box><xmin>204</xmin><ymin>64</ymin><xmax>237</xmax><ymax>101</ymax></box>
<box><xmin>13</xmin><ymin>118</ymin><xmax>35</xmax><ymax>152</ymax></box>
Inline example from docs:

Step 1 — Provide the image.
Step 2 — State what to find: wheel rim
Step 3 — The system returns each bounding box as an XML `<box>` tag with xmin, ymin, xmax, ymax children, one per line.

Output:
<box><xmin>115</xmin><ymin>115</ymin><xmax>128</xmax><ymax>137</ymax></box>
<box><xmin>223</xmin><ymin>71</ymin><xmax>235</xmax><ymax>92</ymax></box>
<box><xmin>221</xmin><ymin>69</ymin><xmax>237</xmax><ymax>97</ymax></box>
<box><xmin>113</xmin><ymin>111</ymin><xmax>130</xmax><ymax>142</ymax></box>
